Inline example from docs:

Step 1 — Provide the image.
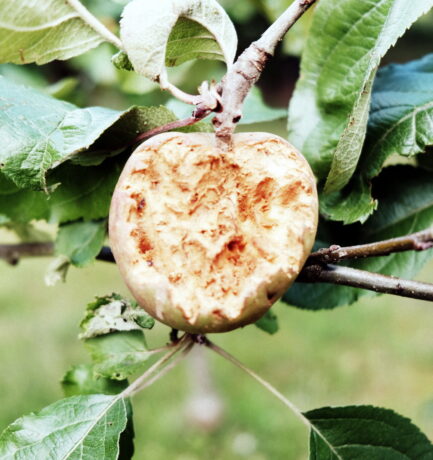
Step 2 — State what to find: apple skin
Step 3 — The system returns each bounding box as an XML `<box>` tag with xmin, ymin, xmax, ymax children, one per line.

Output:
<box><xmin>109</xmin><ymin>132</ymin><xmax>318</xmax><ymax>333</ymax></box>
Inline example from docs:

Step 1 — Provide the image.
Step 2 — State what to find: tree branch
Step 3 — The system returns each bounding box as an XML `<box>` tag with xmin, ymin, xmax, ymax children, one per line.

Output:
<box><xmin>308</xmin><ymin>227</ymin><xmax>433</xmax><ymax>264</ymax></box>
<box><xmin>0</xmin><ymin>242</ymin><xmax>115</xmax><ymax>265</ymax></box>
<box><xmin>2</xmin><ymin>226</ymin><xmax>433</xmax><ymax>303</ymax></box>
<box><xmin>213</xmin><ymin>0</ymin><xmax>317</xmax><ymax>148</ymax></box>
<box><xmin>0</xmin><ymin>242</ymin><xmax>53</xmax><ymax>265</ymax></box>
<box><xmin>299</xmin><ymin>264</ymin><xmax>433</xmax><ymax>302</ymax></box>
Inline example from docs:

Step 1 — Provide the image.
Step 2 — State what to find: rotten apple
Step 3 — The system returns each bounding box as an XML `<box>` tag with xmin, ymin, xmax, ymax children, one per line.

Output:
<box><xmin>109</xmin><ymin>132</ymin><xmax>318</xmax><ymax>333</ymax></box>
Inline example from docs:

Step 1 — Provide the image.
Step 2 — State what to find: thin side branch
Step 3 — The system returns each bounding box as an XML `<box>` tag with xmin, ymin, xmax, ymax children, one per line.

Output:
<box><xmin>121</xmin><ymin>334</ymin><xmax>192</xmax><ymax>398</ymax></box>
<box><xmin>0</xmin><ymin>242</ymin><xmax>115</xmax><ymax>265</ymax></box>
<box><xmin>299</xmin><ymin>264</ymin><xmax>433</xmax><ymax>301</ymax></box>
<box><xmin>308</xmin><ymin>227</ymin><xmax>433</xmax><ymax>264</ymax></box>
<box><xmin>66</xmin><ymin>0</ymin><xmax>123</xmax><ymax>50</ymax></box>
<box><xmin>132</xmin><ymin>341</ymin><xmax>194</xmax><ymax>394</ymax></box>
<box><xmin>205</xmin><ymin>339</ymin><xmax>340</xmax><ymax>456</ymax></box>
<box><xmin>0</xmin><ymin>242</ymin><xmax>53</xmax><ymax>265</ymax></box>
<box><xmin>159</xmin><ymin>79</ymin><xmax>202</xmax><ymax>106</ymax></box>
<box><xmin>213</xmin><ymin>0</ymin><xmax>317</xmax><ymax>148</ymax></box>
<box><xmin>158</xmin><ymin>78</ymin><xmax>221</xmax><ymax>114</ymax></box>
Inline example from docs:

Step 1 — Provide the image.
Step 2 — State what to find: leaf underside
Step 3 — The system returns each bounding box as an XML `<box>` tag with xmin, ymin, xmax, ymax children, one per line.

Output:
<box><xmin>0</xmin><ymin>0</ymin><xmax>104</xmax><ymax>65</ymax></box>
<box><xmin>120</xmin><ymin>0</ymin><xmax>237</xmax><ymax>82</ymax></box>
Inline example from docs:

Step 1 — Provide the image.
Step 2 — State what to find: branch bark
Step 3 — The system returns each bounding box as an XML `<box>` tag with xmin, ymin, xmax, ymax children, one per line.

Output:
<box><xmin>308</xmin><ymin>227</ymin><xmax>433</xmax><ymax>264</ymax></box>
<box><xmin>0</xmin><ymin>242</ymin><xmax>53</xmax><ymax>265</ymax></box>
<box><xmin>0</xmin><ymin>242</ymin><xmax>114</xmax><ymax>265</ymax></box>
<box><xmin>213</xmin><ymin>0</ymin><xmax>317</xmax><ymax>148</ymax></box>
<box><xmin>299</xmin><ymin>264</ymin><xmax>433</xmax><ymax>302</ymax></box>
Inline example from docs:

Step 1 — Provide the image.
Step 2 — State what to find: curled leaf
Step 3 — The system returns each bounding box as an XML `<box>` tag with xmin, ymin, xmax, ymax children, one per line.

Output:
<box><xmin>120</xmin><ymin>0</ymin><xmax>237</xmax><ymax>83</ymax></box>
<box><xmin>0</xmin><ymin>0</ymin><xmax>105</xmax><ymax>65</ymax></box>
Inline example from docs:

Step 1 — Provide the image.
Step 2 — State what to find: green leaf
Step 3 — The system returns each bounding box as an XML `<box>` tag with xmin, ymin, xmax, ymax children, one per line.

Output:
<box><xmin>120</xmin><ymin>0</ymin><xmax>237</xmax><ymax>83</ymax></box>
<box><xmin>85</xmin><ymin>332</ymin><xmax>152</xmax><ymax>380</ymax></box>
<box><xmin>0</xmin><ymin>394</ymin><xmax>127</xmax><ymax>460</ymax></box>
<box><xmin>49</xmin><ymin>160</ymin><xmax>122</xmax><ymax>222</ymax></box>
<box><xmin>305</xmin><ymin>405</ymin><xmax>433</xmax><ymax>459</ymax></box>
<box><xmin>288</xmin><ymin>0</ymin><xmax>433</xmax><ymax>189</ymax></box>
<box><xmin>326</xmin><ymin>53</ymin><xmax>433</xmax><ymax>223</ymax></box>
<box><xmin>255</xmin><ymin>309</ymin><xmax>279</xmax><ymax>335</ymax></box>
<box><xmin>165</xmin><ymin>17</ymin><xmax>228</xmax><ymax>67</ymax></box>
<box><xmin>0</xmin><ymin>75</ymin><xmax>119</xmax><ymax>189</ymax></box>
<box><xmin>323</xmin><ymin>66</ymin><xmax>378</xmax><ymax>193</ymax></box>
<box><xmin>112</xmin><ymin>51</ymin><xmax>134</xmax><ymax>71</ymax></box>
<box><xmin>62</xmin><ymin>364</ymin><xmax>128</xmax><ymax>397</ymax></box>
<box><xmin>0</xmin><ymin>63</ymin><xmax>47</xmax><ymax>88</ymax></box>
<box><xmin>55</xmin><ymin>220</ymin><xmax>107</xmax><ymax>267</ymax></box>
<box><xmin>0</xmin><ymin>76</ymin><xmax>198</xmax><ymax>190</ymax></box>
<box><xmin>0</xmin><ymin>157</ymin><xmax>123</xmax><ymax>225</ymax></box>
<box><xmin>320</xmin><ymin>177</ymin><xmax>377</xmax><ymax>225</ymax></box>
<box><xmin>80</xmin><ymin>294</ymin><xmax>154</xmax><ymax>380</ymax></box>
<box><xmin>0</xmin><ymin>0</ymin><xmax>105</xmax><ymax>65</ymax></box>
<box><xmin>285</xmin><ymin>166</ymin><xmax>433</xmax><ymax>310</ymax></box>
<box><xmin>80</xmin><ymin>293</ymin><xmax>154</xmax><ymax>339</ymax></box>
<box><xmin>61</xmin><ymin>363</ymin><xmax>135</xmax><ymax>460</ymax></box>
<box><xmin>240</xmin><ymin>87</ymin><xmax>287</xmax><ymax>125</ymax></box>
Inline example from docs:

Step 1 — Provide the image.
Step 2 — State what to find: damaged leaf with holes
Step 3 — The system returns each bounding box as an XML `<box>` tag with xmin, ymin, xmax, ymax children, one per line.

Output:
<box><xmin>80</xmin><ymin>294</ymin><xmax>155</xmax><ymax>380</ymax></box>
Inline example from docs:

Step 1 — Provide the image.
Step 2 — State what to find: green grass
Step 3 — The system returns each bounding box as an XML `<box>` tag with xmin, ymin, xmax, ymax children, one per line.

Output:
<box><xmin>0</xmin><ymin>258</ymin><xmax>432</xmax><ymax>459</ymax></box>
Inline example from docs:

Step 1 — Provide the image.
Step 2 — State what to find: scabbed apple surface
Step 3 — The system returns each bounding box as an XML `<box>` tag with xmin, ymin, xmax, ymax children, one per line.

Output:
<box><xmin>109</xmin><ymin>132</ymin><xmax>318</xmax><ymax>333</ymax></box>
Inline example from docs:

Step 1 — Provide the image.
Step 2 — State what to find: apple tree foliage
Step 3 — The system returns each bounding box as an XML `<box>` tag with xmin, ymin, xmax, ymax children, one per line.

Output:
<box><xmin>0</xmin><ymin>0</ymin><xmax>433</xmax><ymax>458</ymax></box>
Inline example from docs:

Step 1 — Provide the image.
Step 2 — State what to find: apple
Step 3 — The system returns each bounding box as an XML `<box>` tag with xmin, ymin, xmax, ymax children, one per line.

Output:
<box><xmin>109</xmin><ymin>132</ymin><xmax>318</xmax><ymax>333</ymax></box>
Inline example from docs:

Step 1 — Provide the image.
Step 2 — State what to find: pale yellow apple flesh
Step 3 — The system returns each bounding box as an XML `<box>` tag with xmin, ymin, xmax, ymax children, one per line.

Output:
<box><xmin>109</xmin><ymin>132</ymin><xmax>318</xmax><ymax>333</ymax></box>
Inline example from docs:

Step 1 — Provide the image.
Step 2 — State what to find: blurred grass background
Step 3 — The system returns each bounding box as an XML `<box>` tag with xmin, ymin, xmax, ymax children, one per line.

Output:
<box><xmin>0</xmin><ymin>256</ymin><xmax>432</xmax><ymax>459</ymax></box>
<box><xmin>1</xmin><ymin>2</ymin><xmax>433</xmax><ymax>458</ymax></box>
